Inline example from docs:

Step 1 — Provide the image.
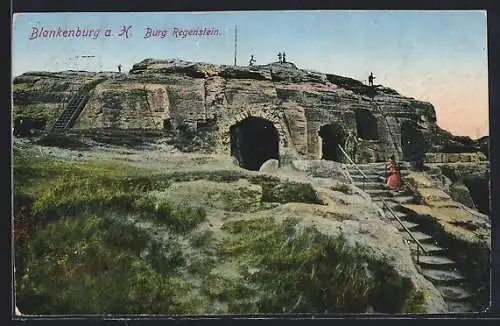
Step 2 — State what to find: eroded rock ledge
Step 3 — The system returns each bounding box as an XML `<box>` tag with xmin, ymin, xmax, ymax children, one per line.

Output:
<box><xmin>13</xmin><ymin>59</ymin><xmax>487</xmax><ymax>163</ymax></box>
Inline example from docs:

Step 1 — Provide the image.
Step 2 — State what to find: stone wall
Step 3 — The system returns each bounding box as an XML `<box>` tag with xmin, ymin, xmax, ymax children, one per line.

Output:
<box><xmin>425</xmin><ymin>152</ymin><xmax>488</xmax><ymax>163</ymax></box>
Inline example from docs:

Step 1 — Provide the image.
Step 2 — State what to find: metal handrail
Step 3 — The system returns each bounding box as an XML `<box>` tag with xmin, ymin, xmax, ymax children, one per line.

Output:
<box><xmin>371</xmin><ymin>99</ymin><xmax>401</xmax><ymax>159</ymax></box>
<box><xmin>338</xmin><ymin>144</ymin><xmax>427</xmax><ymax>260</ymax></box>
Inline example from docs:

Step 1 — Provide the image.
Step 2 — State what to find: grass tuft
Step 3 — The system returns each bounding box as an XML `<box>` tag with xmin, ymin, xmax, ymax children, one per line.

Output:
<box><xmin>216</xmin><ymin>217</ymin><xmax>427</xmax><ymax>314</ymax></box>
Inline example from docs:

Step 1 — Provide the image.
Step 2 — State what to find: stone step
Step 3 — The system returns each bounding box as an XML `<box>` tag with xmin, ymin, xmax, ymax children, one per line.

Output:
<box><xmin>350</xmin><ymin>174</ymin><xmax>384</xmax><ymax>182</ymax></box>
<box><xmin>447</xmin><ymin>301</ymin><xmax>476</xmax><ymax>313</ymax></box>
<box><xmin>349</xmin><ymin>171</ymin><xmax>384</xmax><ymax>177</ymax></box>
<box><xmin>417</xmin><ymin>255</ymin><xmax>456</xmax><ymax>270</ymax></box>
<box><xmin>392</xmin><ymin>196</ymin><xmax>415</xmax><ymax>204</ymax></box>
<box><xmin>420</xmin><ymin>243</ymin><xmax>446</xmax><ymax>255</ymax></box>
<box><xmin>437</xmin><ymin>285</ymin><xmax>474</xmax><ymax>302</ymax></box>
<box><xmin>353</xmin><ymin>182</ymin><xmax>386</xmax><ymax>190</ymax></box>
<box><xmin>394</xmin><ymin>220</ymin><xmax>420</xmax><ymax>231</ymax></box>
<box><xmin>355</xmin><ymin>162</ymin><xmax>411</xmax><ymax>169</ymax></box>
<box><xmin>421</xmin><ymin>268</ymin><xmax>466</xmax><ymax>286</ymax></box>
<box><xmin>362</xmin><ymin>167</ymin><xmax>410</xmax><ymax>173</ymax></box>
<box><xmin>388</xmin><ymin>190</ymin><xmax>415</xmax><ymax>198</ymax></box>
<box><xmin>357</xmin><ymin>165</ymin><xmax>410</xmax><ymax>171</ymax></box>
<box><xmin>404</xmin><ymin>231</ymin><xmax>434</xmax><ymax>244</ymax></box>
<box><xmin>365</xmin><ymin>189</ymin><xmax>394</xmax><ymax>198</ymax></box>
<box><xmin>372</xmin><ymin>199</ymin><xmax>401</xmax><ymax>210</ymax></box>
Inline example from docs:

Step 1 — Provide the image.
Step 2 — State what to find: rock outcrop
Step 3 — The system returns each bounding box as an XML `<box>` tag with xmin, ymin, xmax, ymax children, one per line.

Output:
<box><xmin>425</xmin><ymin>163</ymin><xmax>490</xmax><ymax>216</ymax></box>
<box><xmin>13</xmin><ymin>59</ymin><xmax>488</xmax><ymax>165</ymax></box>
<box><xmin>402</xmin><ymin>172</ymin><xmax>490</xmax><ymax>309</ymax></box>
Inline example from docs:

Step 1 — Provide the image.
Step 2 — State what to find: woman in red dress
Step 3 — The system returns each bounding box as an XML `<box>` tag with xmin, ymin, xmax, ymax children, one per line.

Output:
<box><xmin>386</xmin><ymin>155</ymin><xmax>401</xmax><ymax>190</ymax></box>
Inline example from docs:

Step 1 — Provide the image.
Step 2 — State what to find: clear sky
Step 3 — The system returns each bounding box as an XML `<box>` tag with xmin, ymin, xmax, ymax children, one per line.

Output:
<box><xmin>12</xmin><ymin>10</ymin><xmax>488</xmax><ymax>138</ymax></box>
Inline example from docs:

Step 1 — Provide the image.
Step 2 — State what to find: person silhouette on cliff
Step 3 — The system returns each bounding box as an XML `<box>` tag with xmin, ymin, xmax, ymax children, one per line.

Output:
<box><xmin>368</xmin><ymin>72</ymin><xmax>375</xmax><ymax>86</ymax></box>
<box><xmin>249</xmin><ymin>55</ymin><xmax>256</xmax><ymax>66</ymax></box>
<box><xmin>118</xmin><ymin>64</ymin><xmax>122</xmax><ymax>73</ymax></box>
<box><xmin>282</xmin><ymin>52</ymin><xmax>287</xmax><ymax>63</ymax></box>
<box><xmin>277</xmin><ymin>52</ymin><xmax>282</xmax><ymax>63</ymax></box>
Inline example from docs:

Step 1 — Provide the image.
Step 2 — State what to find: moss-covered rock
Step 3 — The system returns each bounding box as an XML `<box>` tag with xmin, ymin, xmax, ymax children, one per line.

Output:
<box><xmin>148</xmin><ymin>179</ymin><xmax>263</xmax><ymax>213</ymax></box>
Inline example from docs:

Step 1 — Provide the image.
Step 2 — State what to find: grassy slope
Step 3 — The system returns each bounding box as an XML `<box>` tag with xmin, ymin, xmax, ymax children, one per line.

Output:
<box><xmin>13</xmin><ymin>152</ymin><xmax>426</xmax><ymax>315</ymax></box>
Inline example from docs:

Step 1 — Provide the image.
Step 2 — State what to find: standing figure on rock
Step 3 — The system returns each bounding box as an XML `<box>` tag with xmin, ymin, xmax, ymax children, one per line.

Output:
<box><xmin>118</xmin><ymin>64</ymin><xmax>122</xmax><ymax>73</ymax></box>
<box><xmin>277</xmin><ymin>52</ymin><xmax>282</xmax><ymax>63</ymax></box>
<box><xmin>344</xmin><ymin>131</ymin><xmax>358</xmax><ymax>163</ymax></box>
<box><xmin>368</xmin><ymin>72</ymin><xmax>375</xmax><ymax>86</ymax></box>
<box><xmin>282</xmin><ymin>52</ymin><xmax>287</xmax><ymax>63</ymax></box>
<box><xmin>249</xmin><ymin>54</ymin><xmax>256</xmax><ymax>66</ymax></box>
<box><xmin>386</xmin><ymin>155</ymin><xmax>402</xmax><ymax>190</ymax></box>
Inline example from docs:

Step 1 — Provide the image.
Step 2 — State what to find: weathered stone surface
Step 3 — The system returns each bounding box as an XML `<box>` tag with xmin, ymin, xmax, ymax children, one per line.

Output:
<box><xmin>403</xmin><ymin>171</ymin><xmax>490</xmax><ymax>309</ymax></box>
<box><xmin>147</xmin><ymin>179</ymin><xmax>263</xmax><ymax>212</ymax></box>
<box><xmin>259</xmin><ymin>159</ymin><xmax>279</xmax><ymax>173</ymax></box>
<box><xmin>75</xmin><ymin>80</ymin><xmax>170</xmax><ymax>129</ymax></box>
<box><xmin>425</xmin><ymin>152</ymin><xmax>487</xmax><ymax>163</ymax></box>
<box><xmin>449</xmin><ymin>182</ymin><xmax>476</xmax><ymax>209</ymax></box>
<box><xmin>427</xmin><ymin>163</ymin><xmax>490</xmax><ymax>216</ymax></box>
<box><xmin>12</xmin><ymin>59</ymin><xmax>489</xmax><ymax>162</ymax></box>
<box><xmin>291</xmin><ymin>160</ymin><xmax>348</xmax><ymax>180</ymax></box>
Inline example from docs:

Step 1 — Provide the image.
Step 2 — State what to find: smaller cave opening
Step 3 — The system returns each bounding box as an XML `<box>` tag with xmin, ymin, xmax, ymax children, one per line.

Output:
<box><xmin>401</xmin><ymin>120</ymin><xmax>426</xmax><ymax>162</ymax></box>
<box><xmin>13</xmin><ymin>117</ymin><xmax>46</xmax><ymax>137</ymax></box>
<box><xmin>463</xmin><ymin>177</ymin><xmax>490</xmax><ymax>215</ymax></box>
<box><xmin>355</xmin><ymin>109</ymin><xmax>378</xmax><ymax>140</ymax></box>
<box><xmin>163</xmin><ymin>118</ymin><xmax>172</xmax><ymax>130</ymax></box>
<box><xmin>230</xmin><ymin>117</ymin><xmax>279</xmax><ymax>171</ymax></box>
<box><xmin>319</xmin><ymin>123</ymin><xmax>345</xmax><ymax>162</ymax></box>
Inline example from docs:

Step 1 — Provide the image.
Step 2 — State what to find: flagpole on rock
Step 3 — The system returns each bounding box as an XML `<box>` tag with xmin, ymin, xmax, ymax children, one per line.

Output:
<box><xmin>234</xmin><ymin>25</ymin><xmax>237</xmax><ymax>66</ymax></box>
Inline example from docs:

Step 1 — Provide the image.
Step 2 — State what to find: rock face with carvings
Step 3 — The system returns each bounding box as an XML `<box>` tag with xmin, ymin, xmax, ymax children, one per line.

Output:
<box><xmin>12</xmin><ymin>59</ymin><xmax>488</xmax><ymax>167</ymax></box>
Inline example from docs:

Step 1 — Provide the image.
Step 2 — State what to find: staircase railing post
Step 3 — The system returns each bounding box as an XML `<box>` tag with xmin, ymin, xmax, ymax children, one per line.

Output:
<box><xmin>416</xmin><ymin>243</ymin><xmax>420</xmax><ymax>264</ymax></box>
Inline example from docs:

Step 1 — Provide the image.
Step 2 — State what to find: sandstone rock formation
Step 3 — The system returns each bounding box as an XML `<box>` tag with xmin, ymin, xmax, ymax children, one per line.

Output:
<box><xmin>426</xmin><ymin>162</ymin><xmax>490</xmax><ymax>216</ymax></box>
<box><xmin>13</xmin><ymin>59</ymin><xmax>488</xmax><ymax>169</ymax></box>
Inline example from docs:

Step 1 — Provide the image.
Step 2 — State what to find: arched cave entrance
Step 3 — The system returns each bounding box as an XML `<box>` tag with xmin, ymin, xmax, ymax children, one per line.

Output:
<box><xmin>319</xmin><ymin>123</ymin><xmax>345</xmax><ymax>162</ymax></box>
<box><xmin>355</xmin><ymin>109</ymin><xmax>378</xmax><ymax>140</ymax></box>
<box><xmin>230</xmin><ymin>117</ymin><xmax>279</xmax><ymax>171</ymax></box>
<box><xmin>401</xmin><ymin>120</ymin><xmax>426</xmax><ymax>162</ymax></box>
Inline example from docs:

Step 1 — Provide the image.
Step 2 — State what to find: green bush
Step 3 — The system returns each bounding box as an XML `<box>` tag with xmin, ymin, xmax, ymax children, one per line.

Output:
<box><xmin>217</xmin><ymin>217</ymin><xmax>426</xmax><ymax>314</ymax></box>
<box><xmin>134</xmin><ymin>197</ymin><xmax>207</xmax><ymax>233</ymax></box>
<box><xmin>17</xmin><ymin>216</ymin><xmax>186</xmax><ymax>315</ymax></box>
<box><xmin>143</xmin><ymin>239</ymin><xmax>186</xmax><ymax>275</ymax></box>
<box><xmin>258</xmin><ymin>179</ymin><xmax>322</xmax><ymax>205</ymax></box>
<box><xmin>14</xmin><ymin>156</ymin><xmax>206</xmax><ymax>233</ymax></box>
<box><xmin>100</xmin><ymin>217</ymin><xmax>152</xmax><ymax>255</ymax></box>
<box><xmin>189</xmin><ymin>229</ymin><xmax>214</xmax><ymax>248</ymax></box>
